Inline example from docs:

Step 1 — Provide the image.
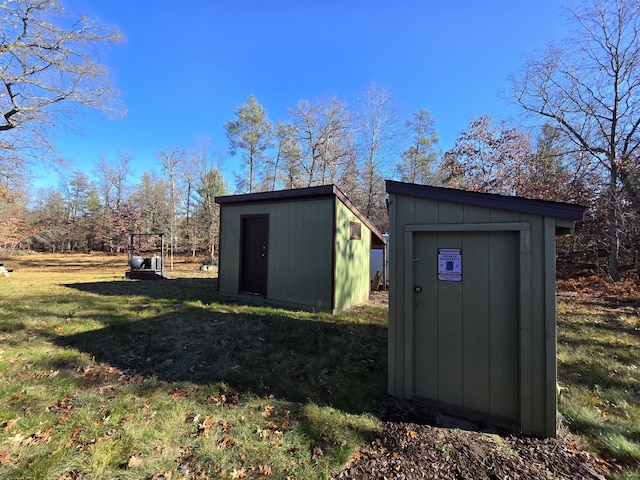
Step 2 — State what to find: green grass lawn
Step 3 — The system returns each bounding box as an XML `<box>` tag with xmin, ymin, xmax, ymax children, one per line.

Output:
<box><xmin>0</xmin><ymin>255</ymin><xmax>387</xmax><ymax>479</ymax></box>
<box><xmin>1</xmin><ymin>254</ymin><xmax>639</xmax><ymax>479</ymax></box>
<box><xmin>557</xmin><ymin>291</ymin><xmax>640</xmax><ymax>479</ymax></box>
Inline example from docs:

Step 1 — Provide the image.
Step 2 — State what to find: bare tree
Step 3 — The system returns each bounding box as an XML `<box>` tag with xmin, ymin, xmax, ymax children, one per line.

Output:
<box><xmin>94</xmin><ymin>151</ymin><xmax>132</xmax><ymax>251</ymax></box>
<box><xmin>196</xmin><ymin>168</ymin><xmax>226</xmax><ymax>264</ymax></box>
<box><xmin>274</xmin><ymin>121</ymin><xmax>304</xmax><ymax>190</ymax></box>
<box><xmin>358</xmin><ymin>83</ymin><xmax>403</xmax><ymax>219</ymax></box>
<box><xmin>186</xmin><ymin>138</ymin><xmax>226</xmax><ymax>261</ymax></box>
<box><xmin>0</xmin><ymin>0</ymin><xmax>124</xmax><ymax>193</ymax></box>
<box><xmin>131</xmin><ymin>171</ymin><xmax>170</xmax><ymax>236</ymax></box>
<box><xmin>524</xmin><ymin>123</ymin><xmax>597</xmax><ymax>204</ymax></box>
<box><xmin>290</xmin><ymin>96</ymin><xmax>353</xmax><ymax>187</ymax></box>
<box><xmin>510</xmin><ymin>0</ymin><xmax>640</xmax><ymax>281</ymax></box>
<box><xmin>156</xmin><ymin>146</ymin><xmax>185</xmax><ymax>270</ymax></box>
<box><xmin>95</xmin><ymin>150</ymin><xmax>132</xmax><ymax>210</ymax></box>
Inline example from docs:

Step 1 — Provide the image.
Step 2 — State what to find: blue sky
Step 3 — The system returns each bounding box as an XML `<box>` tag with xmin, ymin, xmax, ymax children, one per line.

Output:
<box><xmin>40</xmin><ymin>0</ymin><xmax>567</xmax><ymax>191</ymax></box>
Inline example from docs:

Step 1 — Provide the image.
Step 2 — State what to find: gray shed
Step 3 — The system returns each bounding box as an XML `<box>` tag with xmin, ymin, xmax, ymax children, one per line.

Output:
<box><xmin>215</xmin><ymin>185</ymin><xmax>386</xmax><ymax>313</ymax></box>
<box><xmin>385</xmin><ymin>180</ymin><xmax>585</xmax><ymax>437</ymax></box>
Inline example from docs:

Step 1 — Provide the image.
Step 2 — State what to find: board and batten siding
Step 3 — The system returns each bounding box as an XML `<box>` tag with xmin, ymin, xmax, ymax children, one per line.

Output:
<box><xmin>334</xmin><ymin>198</ymin><xmax>372</xmax><ymax>312</ymax></box>
<box><xmin>218</xmin><ymin>198</ymin><xmax>334</xmax><ymax>311</ymax></box>
<box><xmin>388</xmin><ymin>192</ymin><xmax>561</xmax><ymax>437</ymax></box>
<box><xmin>217</xmin><ymin>184</ymin><xmax>387</xmax><ymax>313</ymax></box>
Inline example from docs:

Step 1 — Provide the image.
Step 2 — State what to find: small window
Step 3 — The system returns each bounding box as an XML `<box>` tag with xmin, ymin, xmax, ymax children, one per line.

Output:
<box><xmin>350</xmin><ymin>222</ymin><xmax>362</xmax><ymax>240</ymax></box>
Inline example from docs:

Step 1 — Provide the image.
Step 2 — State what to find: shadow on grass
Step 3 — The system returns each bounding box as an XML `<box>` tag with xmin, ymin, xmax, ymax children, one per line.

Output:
<box><xmin>64</xmin><ymin>277</ymin><xmax>223</xmax><ymax>304</ymax></box>
<box><xmin>559</xmin><ymin>312</ymin><xmax>638</xmax><ymax>336</ymax></box>
<box><xmin>51</xmin><ymin>279</ymin><xmax>388</xmax><ymax>415</ymax></box>
<box><xmin>558</xmin><ymin>357</ymin><xmax>640</xmax><ymax>393</ymax></box>
<box><xmin>9</xmin><ymin>256</ymin><xmax>126</xmax><ymax>271</ymax></box>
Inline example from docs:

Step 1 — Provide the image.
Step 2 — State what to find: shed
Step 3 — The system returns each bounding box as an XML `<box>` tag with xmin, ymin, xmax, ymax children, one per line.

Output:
<box><xmin>215</xmin><ymin>185</ymin><xmax>386</xmax><ymax>313</ymax></box>
<box><xmin>385</xmin><ymin>180</ymin><xmax>585</xmax><ymax>437</ymax></box>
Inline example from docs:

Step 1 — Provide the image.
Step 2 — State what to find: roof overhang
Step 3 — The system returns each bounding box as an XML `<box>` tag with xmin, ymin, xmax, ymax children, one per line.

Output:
<box><xmin>216</xmin><ymin>185</ymin><xmax>387</xmax><ymax>246</ymax></box>
<box><xmin>386</xmin><ymin>180</ymin><xmax>586</xmax><ymax>226</ymax></box>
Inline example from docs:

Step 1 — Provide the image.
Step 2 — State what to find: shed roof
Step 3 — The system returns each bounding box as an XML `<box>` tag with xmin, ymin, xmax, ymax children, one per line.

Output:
<box><xmin>215</xmin><ymin>185</ymin><xmax>387</xmax><ymax>247</ymax></box>
<box><xmin>386</xmin><ymin>180</ymin><xmax>586</xmax><ymax>221</ymax></box>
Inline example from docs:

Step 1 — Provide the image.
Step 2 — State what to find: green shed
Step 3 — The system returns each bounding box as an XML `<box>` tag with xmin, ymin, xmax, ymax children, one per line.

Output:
<box><xmin>215</xmin><ymin>185</ymin><xmax>386</xmax><ymax>314</ymax></box>
<box><xmin>385</xmin><ymin>180</ymin><xmax>585</xmax><ymax>437</ymax></box>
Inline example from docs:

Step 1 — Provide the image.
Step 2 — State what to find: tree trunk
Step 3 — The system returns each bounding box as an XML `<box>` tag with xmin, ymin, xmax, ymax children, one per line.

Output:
<box><xmin>633</xmin><ymin>237</ymin><xmax>640</xmax><ymax>285</ymax></box>
<box><xmin>607</xmin><ymin>163</ymin><xmax>620</xmax><ymax>282</ymax></box>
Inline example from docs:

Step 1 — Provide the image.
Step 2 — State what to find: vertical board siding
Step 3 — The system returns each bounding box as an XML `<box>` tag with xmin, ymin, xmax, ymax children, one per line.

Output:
<box><xmin>334</xmin><ymin>200</ymin><xmax>371</xmax><ymax>312</ymax></box>
<box><xmin>435</xmin><ymin>231</ymin><xmax>464</xmax><ymax>407</ymax></box>
<box><xmin>388</xmin><ymin>194</ymin><xmax>416</xmax><ymax>396</ymax></box>
<box><xmin>219</xmin><ymin>204</ymin><xmax>241</xmax><ymax>293</ymax></box>
<box><xmin>219</xmin><ymin>199</ymin><xmax>333</xmax><ymax>311</ymax></box>
<box><xmin>543</xmin><ymin>216</ymin><xmax>558</xmax><ymax>436</ymax></box>
<box><xmin>461</xmin><ymin>231</ymin><xmax>491</xmax><ymax>413</ymax></box>
<box><xmin>487</xmin><ymin>231</ymin><xmax>519</xmax><ymax>421</ymax></box>
<box><xmin>218</xmin><ymin>194</ymin><xmax>376</xmax><ymax>314</ymax></box>
<box><xmin>526</xmin><ymin>214</ymin><xmax>548</xmax><ymax>433</ymax></box>
<box><xmin>390</xmin><ymin>193</ymin><xmax>560</xmax><ymax>436</ymax></box>
<box><xmin>518</xmin><ymin>228</ymin><xmax>533</xmax><ymax>434</ymax></box>
<box><xmin>462</xmin><ymin>204</ymin><xmax>493</xmax><ymax>413</ymax></box>
<box><xmin>413</xmin><ymin>232</ymin><xmax>439</xmax><ymax>400</ymax></box>
<box><xmin>412</xmin><ymin>228</ymin><xmax>519</xmax><ymax>423</ymax></box>
<box><xmin>387</xmin><ymin>194</ymin><xmax>399</xmax><ymax>396</ymax></box>
<box><xmin>268</xmin><ymin>199</ymin><xmax>333</xmax><ymax>310</ymax></box>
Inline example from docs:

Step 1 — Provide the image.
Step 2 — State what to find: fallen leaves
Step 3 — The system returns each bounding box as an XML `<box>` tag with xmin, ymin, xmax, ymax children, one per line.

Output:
<box><xmin>262</xmin><ymin>404</ymin><xmax>275</xmax><ymax>419</ymax></box>
<box><xmin>169</xmin><ymin>385</ymin><xmax>198</xmax><ymax>401</ymax></box>
<box><xmin>64</xmin><ymin>426</ymin><xmax>100</xmax><ymax>451</ymax></box>
<box><xmin>5</xmin><ymin>427</ymin><xmax>54</xmax><ymax>447</ymax></box>
<box><xmin>0</xmin><ymin>451</ymin><xmax>12</xmax><ymax>465</ymax></box>
<box><xmin>222</xmin><ymin>464</ymin><xmax>273</xmax><ymax>479</ymax></box>
<box><xmin>218</xmin><ymin>435</ymin><xmax>236</xmax><ymax>450</ymax></box>
<box><xmin>312</xmin><ymin>445</ymin><xmax>324</xmax><ymax>459</ymax></box>
<box><xmin>406</xmin><ymin>427</ymin><xmax>418</xmax><ymax>439</ymax></box>
<box><xmin>230</xmin><ymin>467</ymin><xmax>247</xmax><ymax>479</ymax></box>
<box><xmin>2</xmin><ymin>418</ymin><xmax>20</xmax><ymax>431</ymax></box>
<box><xmin>335</xmin><ymin>408</ymin><xmax>613</xmax><ymax>480</ymax></box>
<box><xmin>151</xmin><ymin>470</ymin><xmax>174</xmax><ymax>480</ymax></box>
<box><xmin>74</xmin><ymin>361</ymin><xmax>144</xmax><ymax>388</ymax></box>
<box><xmin>257</xmin><ymin>464</ymin><xmax>272</xmax><ymax>477</ymax></box>
<box><xmin>206</xmin><ymin>391</ymin><xmax>241</xmax><ymax>407</ymax></box>
<box><xmin>218</xmin><ymin>419</ymin><xmax>232</xmax><ymax>433</ymax></box>
<box><xmin>127</xmin><ymin>454</ymin><xmax>143</xmax><ymax>469</ymax></box>
<box><xmin>14</xmin><ymin>369</ymin><xmax>60</xmax><ymax>382</ymax></box>
<box><xmin>46</xmin><ymin>397</ymin><xmax>74</xmax><ymax>424</ymax></box>
<box><xmin>198</xmin><ymin>416</ymin><xmax>214</xmax><ymax>437</ymax></box>
<box><xmin>57</xmin><ymin>469</ymin><xmax>82</xmax><ymax>480</ymax></box>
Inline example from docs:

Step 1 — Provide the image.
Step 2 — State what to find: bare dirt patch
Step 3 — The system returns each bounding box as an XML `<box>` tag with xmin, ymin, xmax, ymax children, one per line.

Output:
<box><xmin>333</xmin><ymin>401</ymin><xmax>609</xmax><ymax>480</ymax></box>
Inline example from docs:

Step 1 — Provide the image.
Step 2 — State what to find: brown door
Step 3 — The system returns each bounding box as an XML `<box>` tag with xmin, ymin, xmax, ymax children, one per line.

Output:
<box><xmin>240</xmin><ymin>215</ymin><xmax>269</xmax><ymax>296</ymax></box>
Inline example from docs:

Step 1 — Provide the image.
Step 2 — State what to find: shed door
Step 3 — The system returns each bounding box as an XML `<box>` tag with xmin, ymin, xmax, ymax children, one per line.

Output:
<box><xmin>413</xmin><ymin>230</ymin><xmax>519</xmax><ymax>424</ymax></box>
<box><xmin>240</xmin><ymin>215</ymin><xmax>269</xmax><ymax>296</ymax></box>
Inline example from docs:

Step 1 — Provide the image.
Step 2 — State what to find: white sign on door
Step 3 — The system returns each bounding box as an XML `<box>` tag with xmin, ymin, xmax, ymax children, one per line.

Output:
<box><xmin>438</xmin><ymin>248</ymin><xmax>462</xmax><ymax>281</ymax></box>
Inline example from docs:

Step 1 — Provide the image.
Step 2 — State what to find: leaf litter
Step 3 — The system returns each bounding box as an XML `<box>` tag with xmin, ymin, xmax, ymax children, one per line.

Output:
<box><xmin>332</xmin><ymin>400</ymin><xmax>609</xmax><ymax>480</ymax></box>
